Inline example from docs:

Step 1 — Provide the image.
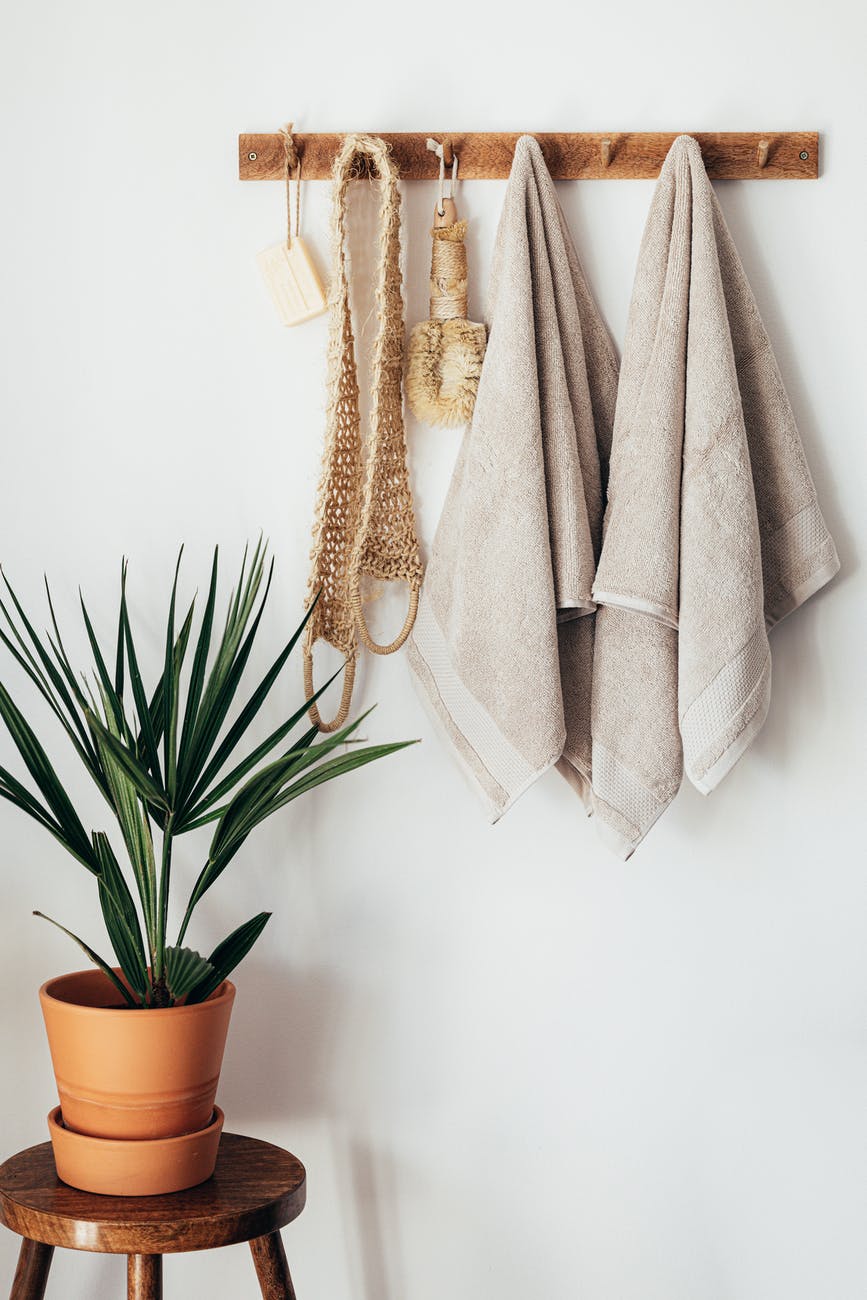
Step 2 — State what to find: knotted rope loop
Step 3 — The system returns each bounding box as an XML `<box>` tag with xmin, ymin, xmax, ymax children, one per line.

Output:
<box><xmin>279</xmin><ymin>122</ymin><xmax>302</xmax><ymax>244</ymax></box>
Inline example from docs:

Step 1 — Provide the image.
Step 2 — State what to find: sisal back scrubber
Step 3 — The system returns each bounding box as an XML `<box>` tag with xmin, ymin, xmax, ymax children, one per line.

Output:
<box><xmin>407</xmin><ymin>204</ymin><xmax>487</xmax><ymax>427</ymax></box>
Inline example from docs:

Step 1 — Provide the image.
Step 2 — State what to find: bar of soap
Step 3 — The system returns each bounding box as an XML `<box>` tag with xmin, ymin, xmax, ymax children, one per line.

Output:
<box><xmin>257</xmin><ymin>238</ymin><xmax>328</xmax><ymax>326</ymax></box>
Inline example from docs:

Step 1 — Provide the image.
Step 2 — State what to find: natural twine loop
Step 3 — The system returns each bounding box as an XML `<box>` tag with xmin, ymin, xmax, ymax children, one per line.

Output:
<box><xmin>303</xmin><ymin>647</ymin><xmax>356</xmax><ymax>734</ymax></box>
<box><xmin>279</xmin><ymin>122</ymin><xmax>302</xmax><ymax>245</ymax></box>
<box><xmin>303</xmin><ymin>133</ymin><xmax>423</xmax><ymax>731</ymax></box>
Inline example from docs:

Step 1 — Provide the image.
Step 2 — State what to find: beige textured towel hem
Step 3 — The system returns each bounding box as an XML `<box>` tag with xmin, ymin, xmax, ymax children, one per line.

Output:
<box><xmin>408</xmin><ymin>591</ymin><xmax>562</xmax><ymax>822</ymax></box>
<box><xmin>590</xmin><ymin>135</ymin><xmax>839</xmax><ymax>858</ymax></box>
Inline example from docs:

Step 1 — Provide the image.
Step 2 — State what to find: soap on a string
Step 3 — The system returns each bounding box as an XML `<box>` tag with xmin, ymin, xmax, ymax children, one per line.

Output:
<box><xmin>257</xmin><ymin>237</ymin><xmax>328</xmax><ymax>326</ymax></box>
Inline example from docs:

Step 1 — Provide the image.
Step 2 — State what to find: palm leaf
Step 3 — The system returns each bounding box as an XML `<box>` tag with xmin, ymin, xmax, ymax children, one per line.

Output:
<box><xmin>175</xmin><ymin>546</ymin><xmax>269</xmax><ymax>797</ymax></box>
<box><xmin>177</xmin><ymin>596</ymin><xmax>318</xmax><ymax>822</ymax></box>
<box><xmin>85</xmin><ymin>709</ymin><xmax>170</xmax><ymax>812</ymax></box>
<box><xmin>92</xmin><ymin>832</ymin><xmax>149</xmax><ymax>999</ymax></box>
<box><xmin>0</xmin><ymin>680</ymin><xmax>97</xmax><ymax>871</ymax></box>
<box><xmin>90</xmin><ymin>704</ymin><xmax>157</xmax><ymax>957</ymax></box>
<box><xmin>164</xmin><ymin>945</ymin><xmax>215</xmax><ymax>1002</ymax></box>
<box><xmin>185</xmin><ymin>912</ymin><xmax>271</xmax><ymax>1004</ymax></box>
<box><xmin>176</xmin><ymin>721</ymin><xmax>319</xmax><ymax>832</ymax></box>
<box><xmin>43</xmin><ymin>579</ymin><xmax>92</xmax><ymax>712</ymax></box>
<box><xmin>78</xmin><ymin>589</ymin><xmax>133</xmax><ymax>742</ymax></box>
<box><xmin>120</xmin><ymin>567</ymin><xmax>163</xmax><ymax>789</ymax></box>
<box><xmin>179</xmin><ymin>718</ymin><xmax>371</xmax><ymax>931</ymax></box>
<box><xmin>0</xmin><ymin>764</ymin><xmax>61</xmax><ymax>833</ymax></box>
<box><xmin>114</xmin><ymin>561</ymin><xmax>126</xmax><ymax>697</ymax></box>
<box><xmin>177</xmin><ymin>725</ymin><xmax>414</xmax><ymax>941</ymax></box>
<box><xmin>162</xmin><ymin>549</ymin><xmax>185</xmax><ymax>801</ymax></box>
<box><xmin>134</xmin><ymin>598</ymin><xmax>195</xmax><ymax>765</ymax></box>
<box><xmin>266</xmin><ymin>740</ymin><xmax>417</xmax><ymax>817</ymax></box>
<box><xmin>176</xmin><ymin>547</ymin><xmax>219</xmax><ymax>788</ymax></box>
<box><xmin>33</xmin><ymin>911</ymin><xmax>138</xmax><ymax>1007</ymax></box>
<box><xmin>177</xmin><ymin>652</ymin><xmax>330</xmax><ymax>831</ymax></box>
<box><xmin>0</xmin><ymin>591</ymin><xmax>101</xmax><ymax>776</ymax></box>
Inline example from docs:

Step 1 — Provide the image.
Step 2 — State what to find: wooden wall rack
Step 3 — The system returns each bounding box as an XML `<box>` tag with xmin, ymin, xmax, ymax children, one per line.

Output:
<box><xmin>239</xmin><ymin>132</ymin><xmax>819</xmax><ymax>182</ymax></box>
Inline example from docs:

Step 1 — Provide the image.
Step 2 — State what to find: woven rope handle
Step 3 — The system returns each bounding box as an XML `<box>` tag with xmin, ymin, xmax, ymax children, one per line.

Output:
<box><xmin>350</xmin><ymin>581</ymin><xmax>419</xmax><ymax>655</ymax></box>
<box><xmin>303</xmin><ymin>639</ymin><xmax>357</xmax><ymax>733</ymax></box>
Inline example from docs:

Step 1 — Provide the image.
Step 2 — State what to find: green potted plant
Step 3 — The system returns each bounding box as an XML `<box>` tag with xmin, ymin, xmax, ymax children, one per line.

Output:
<box><xmin>0</xmin><ymin>541</ymin><xmax>413</xmax><ymax>1195</ymax></box>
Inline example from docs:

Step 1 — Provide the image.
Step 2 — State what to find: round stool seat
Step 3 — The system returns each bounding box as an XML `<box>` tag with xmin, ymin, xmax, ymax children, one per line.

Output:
<box><xmin>0</xmin><ymin>1133</ymin><xmax>305</xmax><ymax>1254</ymax></box>
<box><xmin>0</xmin><ymin>1133</ymin><xmax>307</xmax><ymax>1297</ymax></box>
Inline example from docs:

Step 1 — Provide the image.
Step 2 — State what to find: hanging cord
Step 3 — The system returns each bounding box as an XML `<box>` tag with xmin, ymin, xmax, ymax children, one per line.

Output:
<box><xmin>427</xmin><ymin>137</ymin><xmax>459</xmax><ymax>216</ymax></box>
<box><xmin>279</xmin><ymin>123</ymin><xmax>302</xmax><ymax>245</ymax></box>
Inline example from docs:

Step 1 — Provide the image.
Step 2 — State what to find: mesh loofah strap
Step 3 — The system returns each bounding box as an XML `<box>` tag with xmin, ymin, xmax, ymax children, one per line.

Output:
<box><xmin>304</xmin><ymin>134</ymin><xmax>422</xmax><ymax>729</ymax></box>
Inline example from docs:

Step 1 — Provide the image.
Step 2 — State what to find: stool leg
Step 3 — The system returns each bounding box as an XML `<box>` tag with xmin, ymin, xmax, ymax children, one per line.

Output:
<box><xmin>249</xmin><ymin>1232</ymin><xmax>297</xmax><ymax>1299</ymax></box>
<box><xmin>127</xmin><ymin>1254</ymin><xmax>162</xmax><ymax>1300</ymax></box>
<box><xmin>10</xmin><ymin>1239</ymin><xmax>53</xmax><ymax>1300</ymax></box>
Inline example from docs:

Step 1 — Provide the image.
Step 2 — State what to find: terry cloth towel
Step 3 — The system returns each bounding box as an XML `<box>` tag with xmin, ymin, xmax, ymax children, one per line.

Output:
<box><xmin>590</xmin><ymin>134</ymin><xmax>840</xmax><ymax>858</ymax></box>
<box><xmin>407</xmin><ymin>135</ymin><xmax>620</xmax><ymax>819</ymax></box>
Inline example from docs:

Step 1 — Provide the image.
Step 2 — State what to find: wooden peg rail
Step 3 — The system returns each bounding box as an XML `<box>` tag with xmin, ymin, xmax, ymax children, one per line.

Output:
<box><xmin>239</xmin><ymin>132</ymin><xmax>819</xmax><ymax>181</ymax></box>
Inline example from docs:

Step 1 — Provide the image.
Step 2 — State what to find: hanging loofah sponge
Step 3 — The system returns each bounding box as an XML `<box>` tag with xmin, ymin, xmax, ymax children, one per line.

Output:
<box><xmin>407</xmin><ymin>213</ymin><xmax>486</xmax><ymax>427</ymax></box>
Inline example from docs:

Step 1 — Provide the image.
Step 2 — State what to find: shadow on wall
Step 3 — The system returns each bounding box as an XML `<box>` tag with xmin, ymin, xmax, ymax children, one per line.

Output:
<box><xmin>345</xmin><ymin>1138</ymin><xmax>407</xmax><ymax>1300</ymax></box>
<box><xmin>218</xmin><ymin>961</ymin><xmax>410</xmax><ymax>1300</ymax></box>
<box><xmin>218</xmin><ymin>958</ymin><xmax>343</xmax><ymax>1121</ymax></box>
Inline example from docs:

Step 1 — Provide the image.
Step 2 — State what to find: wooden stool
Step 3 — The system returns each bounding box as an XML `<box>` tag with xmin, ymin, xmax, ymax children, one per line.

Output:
<box><xmin>0</xmin><ymin>1132</ymin><xmax>306</xmax><ymax>1299</ymax></box>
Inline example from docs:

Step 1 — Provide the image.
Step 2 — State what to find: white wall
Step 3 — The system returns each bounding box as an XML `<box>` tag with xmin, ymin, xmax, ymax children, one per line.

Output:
<box><xmin>1</xmin><ymin>1</ymin><xmax>865</xmax><ymax>1296</ymax></box>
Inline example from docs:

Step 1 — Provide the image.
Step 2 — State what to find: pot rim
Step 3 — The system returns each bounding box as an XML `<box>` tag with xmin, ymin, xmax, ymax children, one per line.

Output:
<box><xmin>39</xmin><ymin>967</ymin><xmax>236</xmax><ymax>1017</ymax></box>
<box><xmin>48</xmin><ymin>1103</ymin><xmax>225</xmax><ymax>1151</ymax></box>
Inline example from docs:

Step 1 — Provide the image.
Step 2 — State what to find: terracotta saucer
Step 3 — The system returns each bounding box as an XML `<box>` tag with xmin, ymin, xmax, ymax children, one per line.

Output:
<box><xmin>47</xmin><ymin>1105</ymin><xmax>224</xmax><ymax>1196</ymax></box>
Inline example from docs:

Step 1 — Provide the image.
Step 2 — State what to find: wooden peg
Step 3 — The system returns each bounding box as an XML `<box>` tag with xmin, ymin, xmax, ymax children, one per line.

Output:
<box><xmin>600</xmin><ymin>138</ymin><xmax>612</xmax><ymax>168</ymax></box>
<box><xmin>757</xmin><ymin>138</ymin><xmax>770</xmax><ymax>169</ymax></box>
<box><xmin>441</xmin><ymin>137</ymin><xmax>454</xmax><ymax>167</ymax></box>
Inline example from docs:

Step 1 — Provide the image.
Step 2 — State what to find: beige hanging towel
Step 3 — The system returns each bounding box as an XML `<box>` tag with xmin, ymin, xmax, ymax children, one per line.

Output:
<box><xmin>590</xmin><ymin>134</ymin><xmax>840</xmax><ymax>857</ymax></box>
<box><xmin>407</xmin><ymin>135</ymin><xmax>619</xmax><ymax>819</ymax></box>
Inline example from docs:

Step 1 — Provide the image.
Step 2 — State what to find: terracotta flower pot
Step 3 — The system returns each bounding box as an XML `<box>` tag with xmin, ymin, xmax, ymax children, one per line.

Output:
<box><xmin>40</xmin><ymin>968</ymin><xmax>235</xmax><ymax>1142</ymax></box>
